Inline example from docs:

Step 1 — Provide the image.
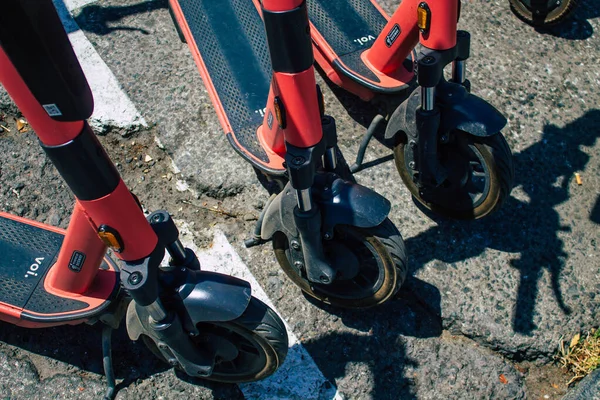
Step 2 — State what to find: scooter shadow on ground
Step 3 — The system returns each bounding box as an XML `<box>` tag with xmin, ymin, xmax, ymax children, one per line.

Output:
<box><xmin>591</xmin><ymin>195</ymin><xmax>600</xmax><ymax>225</ymax></box>
<box><xmin>0</xmin><ymin>321</ymin><xmax>237</xmax><ymax>396</ymax></box>
<box><xmin>533</xmin><ymin>0</ymin><xmax>598</xmax><ymax>41</ymax></box>
<box><xmin>301</xmin><ymin>278</ymin><xmax>441</xmax><ymax>400</ymax></box>
<box><xmin>403</xmin><ymin>109</ymin><xmax>600</xmax><ymax>335</ymax></box>
<box><xmin>70</xmin><ymin>0</ymin><xmax>168</xmax><ymax>36</ymax></box>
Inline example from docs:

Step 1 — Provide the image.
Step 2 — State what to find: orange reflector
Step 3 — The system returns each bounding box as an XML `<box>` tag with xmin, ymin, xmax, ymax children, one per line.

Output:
<box><xmin>98</xmin><ymin>225</ymin><xmax>124</xmax><ymax>252</ymax></box>
<box><xmin>273</xmin><ymin>96</ymin><xmax>287</xmax><ymax>129</ymax></box>
<box><xmin>417</xmin><ymin>2</ymin><xmax>431</xmax><ymax>32</ymax></box>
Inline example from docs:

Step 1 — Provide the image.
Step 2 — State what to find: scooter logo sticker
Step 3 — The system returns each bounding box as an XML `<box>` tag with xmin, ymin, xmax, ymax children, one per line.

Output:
<box><xmin>385</xmin><ymin>24</ymin><xmax>401</xmax><ymax>47</ymax></box>
<box><xmin>267</xmin><ymin>110</ymin><xmax>274</xmax><ymax>130</ymax></box>
<box><xmin>68</xmin><ymin>251</ymin><xmax>86</xmax><ymax>272</ymax></box>
<box><xmin>25</xmin><ymin>257</ymin><xmax>44</xmax><ymax>278</ymax></box>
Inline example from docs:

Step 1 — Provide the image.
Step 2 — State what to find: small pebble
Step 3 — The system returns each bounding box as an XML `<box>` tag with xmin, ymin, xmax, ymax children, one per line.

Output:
<box><xmin>48</xmin><ymin>214</ymin><xmax>61</xmax><ymax>226</ymax></box>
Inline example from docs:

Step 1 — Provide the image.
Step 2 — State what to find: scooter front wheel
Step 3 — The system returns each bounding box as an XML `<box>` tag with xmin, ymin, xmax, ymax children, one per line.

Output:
<box><xmin>394</xmin><ymin>131</ymin><xmax>514</xmax><ymax>220</ymax></box>
<box><xmin>509</xmin><ymin>0</ymin><xmax>577</xmax><ymax>26</ymax></box>
<box><xmin>142</xmin><ymin>297</ymin><xmax>288</xmax><ymax>383</ymax></box>
<box><xmin>273</xmin><ymin>218</ymin><xmax>407</xmax><ymax>308</ymax></box>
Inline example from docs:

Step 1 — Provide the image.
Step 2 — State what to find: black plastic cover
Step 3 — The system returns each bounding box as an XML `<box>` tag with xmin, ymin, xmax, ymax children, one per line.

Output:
<box><xmin>42</xmin><ymin>123</ymin><xmax>120</xmax><ymax>201</ymax></box>
<box><xmin>260</xmin><ymin>177</ymin><xmax>391</xmax><ymax>241</ymax></box>
<box><xmin>262</xmin><ymin>1</ymin><xmax>313</xmax><ymax>73</ymax></box>
<box><xmin>0</xmin><ymin>0</ymin><xmax>93</xmax><ymax>121</ymax></box>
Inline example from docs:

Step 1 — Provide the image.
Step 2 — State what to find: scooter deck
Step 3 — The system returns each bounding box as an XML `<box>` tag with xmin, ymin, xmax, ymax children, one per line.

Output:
<box><xmin>0</xmin><ymin>214</ymin><xmax>118</xmax><ymax>327</ymax></box>
<box><xmin>307</xmin><ymin>0</ymin><xmax>414</xmax><ymax>95</ymax></box>
<box><xmin>169</xmin><ymin>0</ymin><xmax>285</xmax><ymax>174</ymax></box>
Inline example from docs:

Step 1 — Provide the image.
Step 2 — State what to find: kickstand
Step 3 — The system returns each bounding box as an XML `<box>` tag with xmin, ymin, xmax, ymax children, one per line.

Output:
<box><xmin>102</xmin><ymin>325</ymin><xmax>116</xmax><ymax>400</ymax></box>
<box><xmin>244</xmin><ymin>194</ymin><xmax>276</xmax><ymax>248</ymax></box>
<box><xmin>350</xmin><ymin>114</ymin><xmax>385</xmax><ymax>173</ymax></box>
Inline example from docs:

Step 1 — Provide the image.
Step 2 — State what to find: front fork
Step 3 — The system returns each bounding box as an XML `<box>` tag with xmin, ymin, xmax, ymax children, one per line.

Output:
<box><xmin>121</xmin><ymin>211</ymin><xmax>216</xmax><ymax>377</ymax></box>
<box><xmin>284</xmin><ymin>116</ymin><xmax>340</xmax><ymax>285</ymax></box>
<box><xmin>411</xmin><ymin>30</ymin><xmax>471</xmax><ymax>192</ymax></box>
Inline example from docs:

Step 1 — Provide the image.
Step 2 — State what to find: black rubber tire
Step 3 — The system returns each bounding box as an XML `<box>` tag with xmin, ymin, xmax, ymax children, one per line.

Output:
<box><xmin>509</xmin><ymin>0</ymin><xmax>577</xmax><ymax>26</ymax></box>
<box><xmin>142</xmin><ymin>297</ymin><xmax>288</xmax><ymax>383</ymax></box>
<box><xmin>394</xmin><ymin>131</ymin><xmax>514</xmax><ymax>220</ymax></box>
<box><xmin>273</xmin><ymin>218</ymin><xmax>407</xmax><ymax>308</ymax></box>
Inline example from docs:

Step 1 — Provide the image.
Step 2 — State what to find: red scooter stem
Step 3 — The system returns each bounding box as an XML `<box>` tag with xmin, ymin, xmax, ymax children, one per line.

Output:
<box><xmin>268</xmin><ymin>70</ymin><xmax>323</xmax><ymax>148</ymax></box>
<box><xmin>365</xmin><ymin>0</ymin><xmax>459</xmax><ymax>74</ymax></box>
<box><xmin>420</xmin><ymin>0</ymin><xmax>458</xmax><ymax>50</ymax></box>
<box><xmin>262</xmin><ymin>0</ymin><xmax>303</xmax><ymax>11</ymax></box>
<box><xmin>365</xmin><ymin>0</ymin><xmax>420</xmax><ymax>75</ymax></box>
<box><xmin>0</xmin><ymin>46</ymin><xmax>159</xmax><ymax>265</ymax></box>
<box><xmin>47</xmin><ymin>202</ymin><xmax>108</xmax><ymax>294</ymax></box>
<box><xmin>0</xmin><ymin>47</ymin><xmax>83</xmax><ymax>146</ymax></box>
<box><xmin>262</xmin><ymin>0</ymin><xmax>323</xmax><ymax>149</ymax></box>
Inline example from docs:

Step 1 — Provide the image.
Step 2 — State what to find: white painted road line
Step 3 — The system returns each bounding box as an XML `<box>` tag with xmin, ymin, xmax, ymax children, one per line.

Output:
<box><xmin>62</xmin><ymin>0</ymin><xmax>97</xmax><ymax>11</ymax></box>
<box><xmin>175</xmin><ymin>224</ymin><xmax>341</xmax><ymax>400</ymax></box>
<box><xmin>53</xmin><ymin>0</ymin><xmax>146</xmax><ymax>129</ymax></box>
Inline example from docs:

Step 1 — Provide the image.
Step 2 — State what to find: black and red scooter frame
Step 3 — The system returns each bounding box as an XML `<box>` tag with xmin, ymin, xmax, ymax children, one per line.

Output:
<box><xmin>0</xmin><ymin>1</ymin><xmax>287</xmax><ymax>396</ymax></box>
<box><xmin>168</xmin><ymin>0</ymin><xmax>407</xmax><ymax>306</ymax></box>
<box><xmin>298</xmin><ymin>0</ymin><xmax>513</xmax><ymax>219</ymax></box>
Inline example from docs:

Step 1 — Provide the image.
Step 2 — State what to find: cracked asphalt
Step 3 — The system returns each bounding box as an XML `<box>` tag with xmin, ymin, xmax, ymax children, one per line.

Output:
<box><xmin>1</xmin><ymin>0</ymin><xmax>599</xmax><ymax>398</ymax></box>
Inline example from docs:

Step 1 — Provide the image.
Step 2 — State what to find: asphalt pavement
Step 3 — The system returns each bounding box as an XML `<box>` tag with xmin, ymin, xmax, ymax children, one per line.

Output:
<box><xmin>0</xmin><ymin>0</ymin><xmax>599</xmax><ymax>399</ymax></box>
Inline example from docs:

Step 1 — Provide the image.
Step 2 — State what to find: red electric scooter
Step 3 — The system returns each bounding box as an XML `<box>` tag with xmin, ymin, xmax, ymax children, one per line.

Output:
<box><xmin>168</xmin><ymin>0</ymin><xmax>408</xmax><ymax>308</ymax></box>
<box><xmin>301</xmin><ymin>0</ymin><xmax>515</xmax><ymax>220</ymax></box>
<box><xmin>0</xmin><ymin>1</ymin><xmax>288</xmax><ymax>398</ymax></box>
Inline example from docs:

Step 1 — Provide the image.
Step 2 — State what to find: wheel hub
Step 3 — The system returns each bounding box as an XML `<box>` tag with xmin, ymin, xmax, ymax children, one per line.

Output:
<box><xmin>326</xmin><ymin>241</ymin><xmax>360</xmax><ymax>280</ymax></box>
<box><xmin>203</xmin><ymin>334</ymin><xmax>239</xmax><ymax>363</ymax></box>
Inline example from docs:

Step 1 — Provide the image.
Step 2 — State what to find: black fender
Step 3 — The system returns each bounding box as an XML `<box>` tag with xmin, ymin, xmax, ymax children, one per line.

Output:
<box><xmin>177</xmin><ymin>271</ymin><xmax>252</xmax><ymax>323</ymax></box>
<box><xmin>261</xmin><ymin>175</ymin><xmax>391</xmax><ymax>241</ymax></box>
<box><xmin>125</xmin><ymin>270</ymin><xmax>251</xmax><ymax>377</ymax></box>
<box><xmin>385</xmin><ymin>80</ymin><xmax>507</xmax><ymax>142</ymax></box>
<box><xmin>127</xmin><ymin>270</ymin><xmax>251</xmax><ymax>342</ymax></box>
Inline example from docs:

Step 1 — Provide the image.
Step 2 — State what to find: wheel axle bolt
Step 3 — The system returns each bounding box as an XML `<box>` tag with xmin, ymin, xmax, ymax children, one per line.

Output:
<box><xmin>409</xmin><ymin>161</ymin><xmax>416</xmax><ymax>169</ymax></box>
<box><xmin>291</xmin><ymin>240</ymin><xmax>301</xmax><ymax>250</ymax></box>
<box><xmin>151</xmin><ymin>213</ymin><xmax>164</xmax><ymax>223</ymax></box>
<box><xmin>319</xmin><ymin>275</ymin><xmax>330</xmax><ymax>283</ymax></box>
<box><xmin>324</xmin><ymin>232</ymin><xmax>332</xmax><ymax>240</ymax></box>
<box><xmin>409</xmin><ymin>140</ymin><xmax>416</xmax><ymax>149</ymax></box>
<box><xmin>292</xmin><ymin>156</ymin><xmax>305</xmax><ymax>165</ymax></box>
<box><xmin>294</xmin><ymin>261</ymin><xmax>304</xmax><ymax>270</ymax></box>
<box><xmin>422</xmin><ymin>56</ymin><xmax>435</xmax><ymax>64</ymax></box>
<box><xmin>128</xmin><ymin>271</ymin><xmax>143</xmax><ymax>285</ymax></box>
<box><xmin>168</xmin><ymin>359</ymin><xmax>178</xmax><ymax>366</ymax></box>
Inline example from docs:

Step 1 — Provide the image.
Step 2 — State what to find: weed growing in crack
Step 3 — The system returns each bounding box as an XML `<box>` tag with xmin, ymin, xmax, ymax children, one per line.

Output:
<box><xmin>556</xmin><ymin>328</ymin><xmax>600</xmax><ymax>386</ymax></box>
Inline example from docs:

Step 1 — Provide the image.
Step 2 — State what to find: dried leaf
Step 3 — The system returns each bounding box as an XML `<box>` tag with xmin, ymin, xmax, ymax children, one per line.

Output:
<box><xmin>575</xmin><ymin>173</ymin><xmax>582</xmax><ymax>185</ymax></box>
<box><xmin>570</xmin><ymin>333</ymin><xmax>581</xmax><ymax>348</ymax></box>
<box><xmin>551</xmin><ymin>383</ymin><xmax>560</xmax><ymax>389</ymax></box>
<box><xmin>145</xmin><ymin>154</ymin><xmax>153</xmax><ymax>162</ymax></box>
<box><xmin>499</xmin><ymin>374</ymin><xmax>508</xmax><ymax>384</ymax></box>
<box><xmin>16</xmin><ymin>118</ymin><xmax>29</xmax><ymax>133</ymax></box>
<box><xmin>0</xmin><ymin>124</ymin><xmax>11</xmax><ymax>133</ymax></box>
